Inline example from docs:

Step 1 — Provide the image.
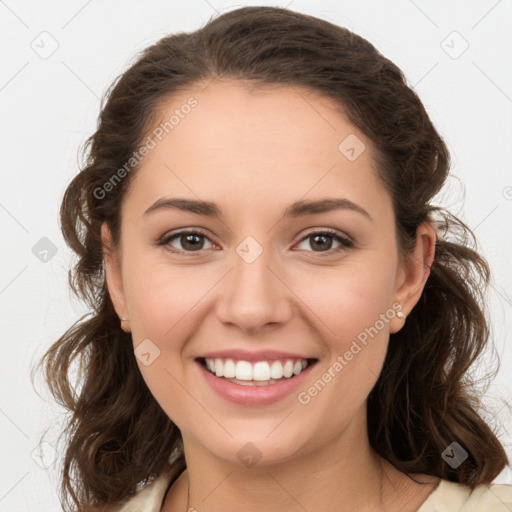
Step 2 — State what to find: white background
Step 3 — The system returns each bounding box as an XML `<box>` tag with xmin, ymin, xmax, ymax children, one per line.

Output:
<box><xmin>1</xmin><ymin>1</ymin><xmax>511</xmax><ymax>510</ymax></box>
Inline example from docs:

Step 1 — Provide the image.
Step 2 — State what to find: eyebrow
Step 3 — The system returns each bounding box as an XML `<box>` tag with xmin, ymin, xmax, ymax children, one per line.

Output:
<box><xmin>143</xmin><ymin>197</ymin><xmax>372</xmax><ymax>221</ymax></box>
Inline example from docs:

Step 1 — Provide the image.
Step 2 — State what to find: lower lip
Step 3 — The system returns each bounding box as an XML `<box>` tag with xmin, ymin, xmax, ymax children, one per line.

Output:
<box><xmin>197</xmin><ymin>360</ymin><xmax>316</xmax><ymax>406</ymax></box>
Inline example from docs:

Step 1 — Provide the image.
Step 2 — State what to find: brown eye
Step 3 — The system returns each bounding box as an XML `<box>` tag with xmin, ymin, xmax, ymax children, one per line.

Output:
<box><xmin>178</xmin><ymin>233</ymin><xmax>205</xmax><ymax>251</ymax></box>
<box><xmin>160</xmin><ymin>230</ymin><xmax>215</xmax><ymax>253</ymax></box>
<box><xmin>309</xmin><ymin>233</ymin><xmax>333</xmax><ymax>251</ymax></box>
<box><xmin>296</xmin><ymin>229</ymin><xmax>353</xmax><ymax>254</ymax></box>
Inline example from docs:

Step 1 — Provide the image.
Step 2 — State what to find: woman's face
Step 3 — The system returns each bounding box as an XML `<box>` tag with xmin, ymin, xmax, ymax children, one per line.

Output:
<box><xmin>103</xmin><ymin>79</ymin><xmax>431</xmax><ymax>467</ymax></box>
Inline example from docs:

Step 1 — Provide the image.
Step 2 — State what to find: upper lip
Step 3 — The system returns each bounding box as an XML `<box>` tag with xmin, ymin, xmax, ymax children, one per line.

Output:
<box><xmin>198</xmin><ymin>349</ymin><xmax>317</xmax><ymax>362</ymax></box>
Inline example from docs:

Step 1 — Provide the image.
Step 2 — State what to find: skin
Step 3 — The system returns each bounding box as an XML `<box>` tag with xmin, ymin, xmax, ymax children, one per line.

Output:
<box><xmin>102</xmin><ymin>79</ymin><xmax>439</xmax><ymax>511</ymax></box>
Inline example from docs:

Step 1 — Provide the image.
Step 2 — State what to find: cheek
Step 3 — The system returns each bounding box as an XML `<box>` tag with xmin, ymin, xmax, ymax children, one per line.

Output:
<box><xmin>123</xmin><ymin>257</ymin><xmax>216</xmax><ymax>341</ymax></box>
<box><xmin>122</xmin><ymin>262</ymin><xmax>207</xmax><ymax>427</ymax></box>
<box><xmin>289</xmin><ymin>256</ymin><xmax>398</xmax><ymax>349</ymax></box>
<box><xmin>291</xmin><ymin>272</ymin><xmax>395</xmax><ymax>436</ymax></box>
<box><xmin>286</xmin><ymin>255</ymin><xmax>397</xmax><ymax>410</ymax></box>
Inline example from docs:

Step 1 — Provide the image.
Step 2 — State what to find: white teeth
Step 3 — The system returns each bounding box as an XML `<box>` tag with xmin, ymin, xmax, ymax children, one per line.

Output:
<box><xmin>283</xmin><ymin>360</ymin><xmax>294</xmax><ymax>378</ymax></box>
<box><xmin>270</xmin><ymin>360</ymin><xmax>284</xmax><ymax>379</ymax></box>
<box><xmin>223</xmin><ymin>359</ymin><xmax>236</xmax><ymax>379</ymax></box>
<box><xmin>235</xmin><ymin>361</ymin><xmax>253</xmax><ymax>381</ymax></box>
<box><xmin>214</xmin><ymin>359</ymin><xmax>224</xmax><ymax>377</ymax></box>
<box><xmin>204</xmin><ymin>357</ymin><xmax>310</xmax><ymax>382</ymax></box>
<box><xmin>253</xmin><ymin>362</ymin><xmax>270</xmax><ymax>381</ymax></box>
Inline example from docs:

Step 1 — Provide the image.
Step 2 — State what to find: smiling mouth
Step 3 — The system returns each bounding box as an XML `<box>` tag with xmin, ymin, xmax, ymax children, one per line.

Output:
<box><xmin>197</xmin><ymin>357</ymin><xmax>318</xmax><ymax>386</ymax></box>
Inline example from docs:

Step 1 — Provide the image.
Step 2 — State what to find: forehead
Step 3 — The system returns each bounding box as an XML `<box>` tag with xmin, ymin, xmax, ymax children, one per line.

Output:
<box><xmin>123</xmin><ymin>79</ymin><xmax>393</xmax><ymax>224</ymax></box>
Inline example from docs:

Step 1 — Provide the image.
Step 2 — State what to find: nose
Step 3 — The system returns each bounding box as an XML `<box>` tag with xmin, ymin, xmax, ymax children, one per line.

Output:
<box><xmin>215</xmin><ymin>246</ymin><xmax>294</xmax><ymax>334</ymax></box>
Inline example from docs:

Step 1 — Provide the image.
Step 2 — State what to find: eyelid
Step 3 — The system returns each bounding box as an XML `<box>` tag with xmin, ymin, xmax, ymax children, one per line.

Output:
<box><xmin>158</xmin><ymin>227</ymin><xmax>217</xmax><ymax>252</ymax></box>
<box><xmin>298</xmin><ymin>227</ymin><xmax>353</xmax><ymax>245</ymax></box>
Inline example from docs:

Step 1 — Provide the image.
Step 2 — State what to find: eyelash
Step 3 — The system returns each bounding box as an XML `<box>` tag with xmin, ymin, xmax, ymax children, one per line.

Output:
<box><xmin>157</xmin><ymin>228</ymin><xmax>354</xmax><ymax>257</ymax></box>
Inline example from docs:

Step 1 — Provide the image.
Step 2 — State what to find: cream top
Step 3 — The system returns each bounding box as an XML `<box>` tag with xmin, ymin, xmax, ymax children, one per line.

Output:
<box><xmin>109</xmin><ymin>470</ymin><xmax>512</xmax><ymax>512</ymax></box>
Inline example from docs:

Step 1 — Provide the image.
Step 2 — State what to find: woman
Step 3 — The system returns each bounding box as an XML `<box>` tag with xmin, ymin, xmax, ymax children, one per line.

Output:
<box><xmin>38</xmin><ymin>6</ymin><xmax>512</xmax><ymax>511</ymax></box>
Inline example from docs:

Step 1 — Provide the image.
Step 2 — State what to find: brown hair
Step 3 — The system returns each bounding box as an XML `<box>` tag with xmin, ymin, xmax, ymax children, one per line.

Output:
<box><xmin>34</xmin><ymin>6</ymin><xmax>509</xmax><ymax>511</ymax></box>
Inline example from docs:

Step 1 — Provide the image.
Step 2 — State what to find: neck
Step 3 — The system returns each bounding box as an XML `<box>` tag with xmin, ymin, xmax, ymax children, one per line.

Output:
<box><xmin>163</xmin><ymin>410</ymin><xmax>419</xmax><ymax>512</ymax></box>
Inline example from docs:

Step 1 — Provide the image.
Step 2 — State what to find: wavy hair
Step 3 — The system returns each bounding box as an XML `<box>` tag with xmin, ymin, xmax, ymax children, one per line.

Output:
<box><xmin>34</xmin><ymin>6</ymin><xmax>509</xmax><ymax>511</ymax></box>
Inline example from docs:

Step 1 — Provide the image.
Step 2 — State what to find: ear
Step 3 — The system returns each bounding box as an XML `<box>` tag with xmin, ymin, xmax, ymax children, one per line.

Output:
<box><xmin>101</xmin><ymin>222</ymin><xmax>130</xmax><ymax>331</ymax></box>
<box><xmin>390</xmin><ymin>221</ymin><xmax>436</xmax><ymax>333</ymax></box>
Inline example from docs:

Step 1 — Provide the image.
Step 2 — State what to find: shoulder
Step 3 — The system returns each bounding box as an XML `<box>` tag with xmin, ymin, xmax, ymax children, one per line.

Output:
<box><xmin>418</xmin><ymin>479</ymin><xmax>512</xmax><ymax>511</ymax></box>
<box><xmin>104</xmin><ymin>468</ymin><xmax>178</xmax><ymax>512</ymax></box>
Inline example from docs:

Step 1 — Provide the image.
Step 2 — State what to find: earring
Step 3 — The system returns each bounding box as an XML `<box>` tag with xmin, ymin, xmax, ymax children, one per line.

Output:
<box><xmin>396</xmin><ymin>304</ymin><xmax>407</xmax><ymax>320</ymax></box>
<box><xmin>120</xmin><ymin>317</ymin><xmax>131</xmax><ymax>333</ymax></box>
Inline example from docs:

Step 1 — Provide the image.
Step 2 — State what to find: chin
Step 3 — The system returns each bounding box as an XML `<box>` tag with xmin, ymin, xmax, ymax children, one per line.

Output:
<box><xmin>195</xmin><ymin>425</ymin><xmax>314</xmax><ymax>469</ymax></box>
